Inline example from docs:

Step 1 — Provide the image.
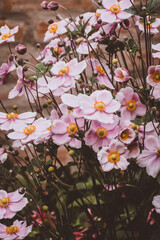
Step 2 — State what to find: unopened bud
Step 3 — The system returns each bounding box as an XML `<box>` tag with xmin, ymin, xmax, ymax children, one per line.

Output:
<box><xmin>42</xmin><ymin>205</ymin><xmax>48</xmax><ymax>211</ymax></box>
<box><xmin>48</xmin><ymin>1</ymin><xmax>59</xmax><ymax>11</ymax></box>
<box><xmin>13</xmin><ymin>105</ymin><xmax>18</xmax><ymax>110</ymax></box>
<box><xmin>15</xmin><ymin>44</ymin><xmax>27</xmax><ymax>55</ymax></box>
<box><xmin>48</xmin><ymin>166</ymin><xmax>54</xmax><ymax>172</ymax></box>
<box><xmin>112</xmin><ymin>59</ymin><xmax>118</xmax><ymax>64</ymax></box>
<box><xmin>41</xmin><ymin>1</ymin><xmax>49</xmax><ymax>10</ymax></box>
<box><xmin>68</xmin><ymin>150</ymin><xmax>75</xmax><ymax>156</ymax></box>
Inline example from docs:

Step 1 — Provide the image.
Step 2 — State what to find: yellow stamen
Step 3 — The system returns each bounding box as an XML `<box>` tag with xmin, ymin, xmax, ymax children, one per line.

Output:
<box><xmin>2</xmin><ymin>32</ymin><xmax>11</xmax><ymax>40</ymax></box>
<box><xmin>96</xmin><ymin>66</ymin><xmax>105</xmax><ymax>75</ymax></box>
<box><xmin>23</xmin><ymin>125</ymin><xmax>36</xmax><ymax>135</ymax></box>
<box><xmin>95</xmin><ymin>12</ymin><xmax>101</xmax><ymax>18</ymax></box>
<box><xmin>120</xmin><ymin>130</ymin><xmax>129</xmax><ymax>141</ymax></box>
<box><xmin>58</xmin><ymin>66</ymin><xmax>69</xmax><ymax>75</ymax></box>
<box><xmin>0</xmin><ymin>197</ymin><xmax>10</xmax><ymax>207</ymax></box>
<box><xmin>49</xmin><ymin>24</ymin><xmax>58</xmax><ymax>33</ymax></box>
<box><xmin>110</xmin><ymin>4</ymin><xmax>121</xmax><ymax>13</ymax></box>
<box><xmin>152</xmin><ymin>72</ymin><xmax>160</xmax><ymax>83</ymax></box>
<box><xmin>108</xmin><ymin>150</ymin><xmax>120</xmax><ymax>163</ymax></box>
<box><xmin>126</xmin><ymin>100</ymin><xmax>137</xmax><ymax>111</ymax></box>
<box><xmin>6</xmin><ymin>226</ymin><xmax>18</xmax><ymax>234</ymax></box>
<box><xmin>67</xmin><ymin>123</ymin><xmax>78</xmax><ymax>135</ymax></box>
<box><xmin>94</xmin><ymin>101</ymin><xmax>106</xmax><ymax>111</ymax></box>
<box><xmin>6</xmin><ymin>112</ymin><xmax>18</xmax><ymax>120</ymax></box>
<box><xmin>96</xmin><ymin>127</ymin><xmax>108</xmax><ymax>139</ymax></box>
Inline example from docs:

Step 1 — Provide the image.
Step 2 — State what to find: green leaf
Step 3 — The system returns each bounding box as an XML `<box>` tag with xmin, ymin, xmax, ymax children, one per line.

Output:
<box><xmin>124</xmin><ymin>6</ymin><xmax>139</xmax><ymax>15</ymax></box>
<box><xmin>90</xmin><ymin>76</ymin><xmax>97</xmax><ymax>85</ymax></box>
<box><xmin>35</xmin><ymin>63</ymin><xmax>51</xmax><ymax>77</ymax></box>
<box><xmin>148</xmin><ymin>0</ymin><xmax>160</xmax><ymax>11</ymax></box>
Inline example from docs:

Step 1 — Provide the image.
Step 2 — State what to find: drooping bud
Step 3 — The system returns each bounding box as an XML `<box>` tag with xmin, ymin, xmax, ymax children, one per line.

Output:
<box><xmin>18</xmin><ymin>187</ymin><xmax>26</xmax><ymax>194</ymax></box>
<box><xmin>58</xmin><ymin>40</ymin><xmax>65</xmax><ymax>47</ymax></box>
<box><xmin>48</xmin><ymin>19</ymin><xmax>54</xmax><ymax>24</ymax></box>
<box><xmin>41</xmin><ymin>1</ymin><xmax>49</xmax><ymax>10</ymax></box>
<box><xmin>15</xmin><ymin>44</ymin><xmax>27</xmax><ymax>55</ymax></box>
<box><xmin>110</xmin><ymin>35</ymin><xmax>117</xmax><ymax>42</ymax></box>
<box><xmin>120</xmin><ymin>19</ymin><xmax>131</xmax><ymax>29</ymax></box>
<box><xmin>48</xmin><ymin>1</ymin><xmax>59</xmax><ymax>11</ymax></box>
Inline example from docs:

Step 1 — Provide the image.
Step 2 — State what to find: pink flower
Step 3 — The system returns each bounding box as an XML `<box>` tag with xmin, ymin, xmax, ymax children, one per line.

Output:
<box><xmin>152</xmin><ymin>43</ymin><xmax>160</xmax><ymax>59</ymax></box>
<box><xmin>0</xmin><ymin>190</ymin><xmax>28</xmax><ymax>219</ymax></box>
<box><xmin>0</xmin><ymin>220</ymin><xmax>32</xmax><ymax>239</ymax></box>
<box><xmin>114</xmin><ymin>68</ymin><xmax>129</xmax><ymax>83</ymax></box>
<box><xmin>84</xmin><ymin>115</ymin><xmax>120</xmax><ymax>152</ymax></box>
<box><xmin>87</xmin><ymin>59</ymin><xmax>114</xmax><ymax>89</ymax></box>
<box><xmin>97</xmin><ymin>139</ymin><xmax>129</xmax><ymax>172</ymax></box>
<box><xmin>44</xmin><ymin>20</ymin><xmax>68</xmax><ymax>42</ymax></box>
<box><xmin>61</xmin><ymin>93</ymin><xmax>84</xmax><ymax>118</ymax></box>
<box><xmin>0</xmin><ymin>59</ymin><xmax>15</xmax><ymax>85</ymax></box>
<box><xmin>127</xmin><ymin>141</ymin><xmax>140</xmax><ymax>159</ymax></box>
<box><xmin>52</xmin><ymin>113</ymin><xmax>84</xmax><ymax>148</ymax></box>
<box><xmin>0</xmin><ymin>148</ymin><xmax>7</xmax><ymax>163</ymax></box>
<box><xmin>97</xmin><ymin>0</ymin><xmax>133</xmax><ymax>24</ymax></box>
<box><xmin>152</xmin><ymin>195</ymin><xmax>160</xmax><ymax>214</ymax></box>
<box><xmin>31</xmin><ymin>207</ymin><xmax>55</xmax><ymax>227</ymax></box>
<box><xmin>137</xmin><ymin>135</ymin><xmax>160</xmax><ymax>178</ymax></box>
<box><xmin>76</xmin><ymin>38</ymin><xmax>98</xmax><ymax>55</ymax></box>
<box><xmin>153</xmin><ymin>85</ymin><xmax>160</xmax><ymax>99</ymax></box>
<box><xmin>0</xmin><ymin>111</ymin><xmax>36</xmax><ymax>131</ymax></box>
<box><xmin>137</xmin><ymin>122</ymin><xmax>159</xmax><ymax>144</ymax></box>
<box><xmin>0</xmin><ymin>25</ymin><xmax>18</xmax><ymax>44</ymax></box>
<box><xmin>80</xmin><ymin>90</ymin><xmax>120</xmax><ymax>123</ymax></box>
<box><xmin>8</xmin><ymin>118</ymin><xmax>51</xmax><ymax>145</ymax></box>
<box><xmin>136</xmin><ymin>16</ymin><xmax>160</xmax><ymax>35</ymax></box>
<box><xmin>147</xmin><ymin>65</ymin><xmax>160</xmax><ymax>87</ymax></box>
<box><xmin>116</xmin><ymin>86</ymin><xmax>146</xmax><ymax>120</ymax></box>
<box><xmin>48</xmin><ymin>58</ymin><xmax>87</xmax><ymax>96</ymax></box>
<box><xmin>119</xmin><ymin>127</ymin><xmax>136</xmax><ymax>144</ymax></box>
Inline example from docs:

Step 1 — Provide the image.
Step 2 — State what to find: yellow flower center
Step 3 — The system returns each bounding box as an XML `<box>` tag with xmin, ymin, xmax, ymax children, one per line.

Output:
<box><xmin>96</xmin><ymin>127</ymin><xmax>108</xmax><ymax>139</ymax></box>
<box><xmin>120</xmin><ymin>130</ymin><xmax>129</xmax><ymax>141</ymax></box>
<box><xmin>94</xmin><ymin>101</ymin><xmax>106</xmax><ymax>111</ymax></box>
<box><xmin>58</xmin><ymin>66</ymin><xmax>69</xmax><ymax>75</ymax></box>
<box><xmin>54</xmin><ymin>46</ymin><xmax>61</xmax><ymax>54</ymax></box>
<box><xmin>23</xmin><ymin>125</ymin><xmax>36</xmax><ymax>135</ymax></box>
<box><xmin>49</xmin><ymin>24</ymin><xmax>58</xmax><ymax>33</ymax></box>
<box><xmin>6</xmin><ymin>226</ymin><xmax>18</xmax><ymax>234</ymax></box>
<box><xmin>2</xmin><ymin>32</ymin><xmax>11</xmax><ymax>40</ymax></box>
<box><xmin>110</xmin><ymin>4</ymin><xmax>121</xmax><ymax>13</ymax></box>
<box><xmin>108</xmin><ymin>151</ymin><xmax>120</xmax><ymax>163</ymax></box>
<box><xmin>129</xmin><ymin>123</ymin><xmax>140</xmax><ymax>131</ymax></box>
<box><xmin>48</xmin><ymin>121</ymin><xmax>53</xmax><ymax>132</ymax></box>
<box><xmin>120</xmin><ymin>72</ymin><xmax>124</xmax><ymax>80</ymax></box>
<box><xmin>95</xmin><ymin>12</ymin><xmax>101</xmax><ymax>18</ymax></box>
<box><xmin>152</xmin><ymin>72</ymin><xmax>160</xmax><ymax>83</ymax></box>
<box><xmin>96</xmin><ymin>66</ymin><xmax>105</xmax><ymax>75</ymax></box>
<box><xmin>126</xmin><ymin>100</ymin><xmax>137</xmax><ymax>111</ymax></box>
<box><xmin>6</xmin><ymin>112</ymin><xmax>19</xmax><ymax>120</ymax></box>
<box><xmin>141</xmin><ymin>22</ymin><xmax>152</xmax><ymax>28</ymax></box>
<box><xmin>157</xmin><ymin>147</ymin><xmax>160</xmax><ymax>157</ymax></box>
<box><xmin>67</xmin><ymin>123</ymin><xmax>78</xmax><ymax>135</ymax></box>
<box><xmin>0</xmin><ymin>197</ymin><xmax>10</xmax><ymax>207</ymax></box>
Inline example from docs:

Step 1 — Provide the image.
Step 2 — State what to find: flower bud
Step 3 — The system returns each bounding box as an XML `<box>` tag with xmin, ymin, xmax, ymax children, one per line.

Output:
<box><xmin>48</xmin><ymin>166</ymin><xmax>54</xmax><ymax>172</ymax></box>
<box><xmin>41</xmin><ymin>1</ymin><xmax>49</xmax><ymax>9</ymax></box>
<box><xmin>110</xmin><ymin>35</ymin><xmax>117</xmax><ymax>42</ymax></box>
<box><xmin>23</xmin><ymin>66</ymin><xmax>28</xmax><ymax>72</ymax></box>
<box><xmin>47</xmin><ymin>99</ymin><xmax>52</xmax><ymax>104</ymax></box>
<box><xmin>13</xmin><ymin>105</ymin><xmax>18</xmax><ymax>110</ymax></box>
<box><xmin>36</xmin><ymin>43</ymin><xmax>41</xmax><ymax>48</ymax></box>
<box><xmin>76</xmin><ymin>38</ymin><xmax>83</xmax><ymax>45</ymax></box>
<box><xmin>9</xmin><ymin>54</ymin><xmax>14</xmax><ymax>61</ymax></box>
<box><xmin>120</xmin><ymin>19</ymin><xmax>131</xmax><ymax>29</ymax></box>
<box><xmin>112</xmin><ymin>59</ymin><xmax>118</xmax><ymax>64</ymax></box>
<box><xmin>97</xmin><ymin>19</ymin><xmax>102</xmax><ymax>25</ymax></box>
<box><xmin>15</xmin><ymin>44</ymin><xmax>27</xmax><ymax>55</ymax></box>
<box><xmin>48</xmin><ymin>1</ymin><xmax>59</xmax><ymax>11</ymax></box>
<box><xmin>48</xmin><ymin>19</ymin><xmax>54</xmax><ymax>24</ymax></box>
<box><xmin>68</xmin><ymin>150</ymin><xmax>75</xmax><ymax>156</ymax></box>
<box><xmin>17</xmin><ymin>58</ymin><xmax>24</xmax><ymax>65</ymax></box>
<box><xmin>18</xmin><ymin>187</ymin><xmax>26</xmax><ymax>194</ymax></box>
<box><xmin>97</xmin><ymin>0</ymin><xmax>102</xmax><ymax>5</ymax></box>
<box><xmin>58</xmin><ymin>40</ymin><xmax>65</xmax><ymax>47</ymax></box>
<box><xmin>42</xmin><ymin>205</ymin><xmax>49</xmax><ymax>211</ymax></box>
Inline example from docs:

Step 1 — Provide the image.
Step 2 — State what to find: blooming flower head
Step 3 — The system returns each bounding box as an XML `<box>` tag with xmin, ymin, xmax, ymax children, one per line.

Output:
<box><xmin>0</xmin><ymin>190</ymin><xmax>28</xmax><ymax>219</ymax></box>
<box><xmin>0</xmin><ymin>148</ymin><xmax>7</xmax><ymax>163</ymax></box>
<box><xmin>97</xmin><ymin>139</ymin><xmax>129</xmax><ymax>172</ymax></box>
<box><xmin>0</xmin><ymin>220</ymin><xmax>32</xmax><ymax>239</ymax></box>
<box><xmin>44</xmin><ymin>19</ymin><xmax>68</xmax><ymax>42</ymax></box>
<box><xmin>61</xmin><ymin>93</ymin><xmax>84</xmax><ymax>118</ymax></box>
<box><xmin>80</xmin><ymin>90</ymin><xmax>121</xmax><ymax>123</ymax></box>
<box><xmin>8</xmin><ymin>66</ymin><xmax>24</xmax><ymax>99</ymax></box>
<box><xmin>152</xmin><ymin>195</ymin><xmax>160</xmax><ymax>214</ymax></box>
<box><xmin>127</xmin><ymin>141</ymin><xmax>140</xmax><ymax>159</ymax></box>
<box><xmin>84</xmin><ymin>115</ymin><xmax>120</xmax><ymax>152</ymax></box>
<box><xmin>8</xmin><ymin>118</ymin><xmax>51</xmax><ymax>145</ymax></box>
<box><xmin>0</xmin><ymin>59</ymin><xmax>15</xmax><ymax>85</ymax></box>
<box><xmin>147</xmin><ymin>65</ymin><xmax>160</xmax><ymax>87</ymax></box>
<box><xmin>48</xmin><ymin>58</ymin><xmax>87</xmax><ymax>96</ymax></box>
<box><xmin>152</xmin><ymin>43</ymin><xmax>160</xmax><ymax>59</ymax></box>
<box><xmin>52</xmin><ymin>113</ymin><xmax>84</xmax><ymax>148</ymax></box>
<box><xmin>0</xmin><ymin>25</ymin><xmax>18</xmax><ymax>44</ymax></box>
<box><xmin>97</xmin><ymin>0</ymin><xmax>133</xmax><ymax>24</ymax></box>
<box><xmin>114</xmin><ymin>68</ymin><xmax>130</xmax><ymax>83</ymax></box>
<box><xmin>119</xmin><ymin>127</ymin><xmax>136</xmax><ymax>144</ymax></box>
<box><xmin>87</xmin><ymin>59</ymin><xmax>114</xmax><ymax>89</ymax></box>
<box><xmin>116</xmin><ymin>86</ymin><xmax>146</xmax><ymax>120</ymax></box>
<box><xmin>137</xmin><ymin>135</ymin><xmax>160</xmax><ymax>178</ymax></box>
<box><xmin>0</xmin><ymin>111</ymin><xmax>36</xmax><ymax>131</ymax></box>
<box><xmin>136</xmin><ymin>16</ymin><xmax>160</xmax><ymax>35</ymax></box>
